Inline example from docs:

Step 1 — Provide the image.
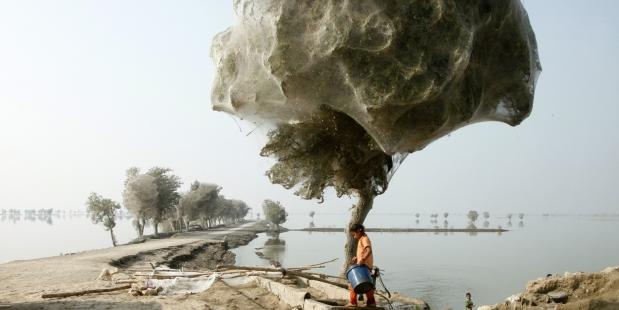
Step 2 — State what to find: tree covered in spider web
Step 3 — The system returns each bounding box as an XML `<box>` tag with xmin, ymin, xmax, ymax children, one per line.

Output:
<box><xmin>260</xmin><ymin>107</ymin><xmax>406</xmax><ymax>272</ymax></box>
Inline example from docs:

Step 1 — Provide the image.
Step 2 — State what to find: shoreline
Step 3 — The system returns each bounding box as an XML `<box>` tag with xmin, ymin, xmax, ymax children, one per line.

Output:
<box><xmin>0</xmin><ymin>221</ymin><xmax>276</xmax><ymax>309</ymax></box>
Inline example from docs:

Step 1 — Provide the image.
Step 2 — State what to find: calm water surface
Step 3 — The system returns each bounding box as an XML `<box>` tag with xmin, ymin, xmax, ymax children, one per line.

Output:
<box><xmin>0</xmin><ymin>212</ymin><xmax>151</xmax><ymax>263</ymax></box>
<box><xmin>1</xmin><ymin>212</ymin><xmax>618</xmax><ymax>309</ymax></box>
<box><xmin>234</xmin><ymin>213</ymin><xmax>619</xmax><ymax>310</ymax></box>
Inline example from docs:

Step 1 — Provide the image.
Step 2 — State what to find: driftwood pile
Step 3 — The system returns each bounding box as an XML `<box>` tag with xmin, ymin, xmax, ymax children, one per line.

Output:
<box><xmin>40</xmin><ymin>258</ymin><xmax>345</xmax><ymax>299</ymax></box>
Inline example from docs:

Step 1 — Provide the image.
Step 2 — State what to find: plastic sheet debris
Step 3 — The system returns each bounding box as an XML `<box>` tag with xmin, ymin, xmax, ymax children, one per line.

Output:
<box><xmin>147</xmin><ymin>274</ymin><xmax>218</xmax><ymax>295</ymax></box>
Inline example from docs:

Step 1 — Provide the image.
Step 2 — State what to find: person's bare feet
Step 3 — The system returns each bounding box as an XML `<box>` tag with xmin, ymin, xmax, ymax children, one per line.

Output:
<box><xmin>344</xmin><ymin>303</ymin><xmax>357</xmax><ymax>307</ymax></box>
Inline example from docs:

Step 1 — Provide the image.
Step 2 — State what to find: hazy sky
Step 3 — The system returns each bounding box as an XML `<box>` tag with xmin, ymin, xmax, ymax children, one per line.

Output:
<box><xmin>0</xmin><ymin>1</ymin><xmax>617</xmax><ymax>216</ymax></box>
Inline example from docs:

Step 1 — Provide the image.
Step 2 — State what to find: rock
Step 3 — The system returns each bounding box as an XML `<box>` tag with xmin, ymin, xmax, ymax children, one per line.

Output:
<box><xmin>211</xmin><ymin>0</ymin><xmax>541</xmax><ymax>154</ymax></box>
<box><xmin>143</xmin><ymin>288</ymin><xmax>159</xmax><ymax>296</ymax></box>
<box><xmin>128</xmin><ymin>288</ymin><xmax>142</xmax><ymax>296</ymax></box>
<box><xmin>505</xmin><ymin>294</ymin><xmax>521</xmax><ymax>304</ymax></box>
<box><xmin>97</xmin><ymin>269</ymin><xmax>113</xmax><ymax>281</ymax></box>
<box><xmin>131</xmin><ymin>283</ymin><xmax>148</xmax><ymax>291</ymax></box>
<box><xmin>547</xmin><ymin>290</ymin><xmax>569</xmax><ymax>303</ymax></box>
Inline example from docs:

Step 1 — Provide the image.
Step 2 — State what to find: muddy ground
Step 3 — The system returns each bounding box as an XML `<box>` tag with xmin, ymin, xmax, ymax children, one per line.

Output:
<box><xmin>0</xmin><ymin>221</ymin><xmax>294</xmax><ymax>310</ymax></box>
<box><xmin>481</xmin><ymin>266</ymin><xmax>619</xmax><ymax>310</ymax></box>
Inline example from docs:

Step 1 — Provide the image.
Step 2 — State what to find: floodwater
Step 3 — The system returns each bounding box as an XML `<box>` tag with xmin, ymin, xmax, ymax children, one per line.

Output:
<box><xmin>1</xmin><ymin>212</ymin><xmax>618</xmax><ymax>309</ymax></box>
<box><xmin>0</xmin><ymin>211</ymin><xmax>151</xmax><ymax>263</ymax></box>
<box><xmin>233</xmin><ymin>213</ymin><xmax>619</xmax><ymax>310</ymax></box>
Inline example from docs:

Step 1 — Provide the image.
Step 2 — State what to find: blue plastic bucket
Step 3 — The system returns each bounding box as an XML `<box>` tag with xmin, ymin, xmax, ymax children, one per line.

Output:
<box><xmin>346</xmin><ymin>264</ymin><xmax>374</xmax><ymax>293</ymax></box>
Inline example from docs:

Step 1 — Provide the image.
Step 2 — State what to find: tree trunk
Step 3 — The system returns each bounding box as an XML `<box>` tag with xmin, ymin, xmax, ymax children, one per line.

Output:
<box><xmin>154</xmin><ymin>222</ymin><xmax>159</xmax><ymax>235</ymax></box>
<box><xmin>340</xmin><ymin>191</ymin><xmax>374</xmax><ymax>275</ymax></box>
<box><xmin>109</xmin><ymin>228</ymin><xmax>117</xmax><ymax>247</ymax></box>
<box><xmin>138</xmin><ymin>217</ymin><xmax>146</xmax><ymax>237</ymax></box>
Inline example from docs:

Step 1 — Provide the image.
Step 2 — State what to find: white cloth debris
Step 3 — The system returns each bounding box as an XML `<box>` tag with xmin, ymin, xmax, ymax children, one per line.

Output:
<box><xmin>147</xmin><ymin>274</ymin><xmax>218</xmax><ymax>295</ymax></box>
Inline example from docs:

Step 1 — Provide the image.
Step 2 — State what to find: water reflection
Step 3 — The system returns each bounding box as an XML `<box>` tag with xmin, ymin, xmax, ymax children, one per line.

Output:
<box><xmin>0</xmin><ymin>209</ymin><xmax>133</xmax><ymax>225</ymax></box>
<box><xmin>255</xmin><ymin>231</ymin><xmax>287</xmax><ymax>267</ymax></box>
<box><xmin>518</xmin><ymin>221</ymin><xmax>524</xmax><ymax>228</ymax></box>
<box><xmin>467</xmin><ymin>223</ymin><xmax>478</xmax><ymax>236</ymax></box>
<box><xmin>483</xmin><ymin>221</ymin><xmax>490</xmax><ymax>228</ymax></box>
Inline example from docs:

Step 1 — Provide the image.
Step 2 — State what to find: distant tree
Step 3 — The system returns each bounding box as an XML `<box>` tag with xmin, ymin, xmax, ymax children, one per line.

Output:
<box><xmin>179</xmin><ymin>182</ymin><xmax>221</xmax><ymax>229</ymax></box>
<box><xmin>483</xmin><ymin>211</ymin><xmax>490</xmax><ymax>219</ymax></box>
<box><xmin>414</xmin><ymin>213</ymin><xmax>420</xmax><ymax>218</ymax></box>
<box><xmin>507</xmin><ymin>213</ymin><xmax>513</xmax><ymax>220</ymax></box>
<box><xmin>518</xmin><ymin>213</ymin><xmax>524</xmax><ymax>220</ymax></box>
<box><xmin>309</xmin><ymin>211</ymin><xmax>315</xmax><ymax>219</ymax></box>
<box><xmin>467</xmin><ymin>210</ymin><xmax>479</xmax><ymax>223</ymax></box>
<box><xmin>86</xmin><ymin>192</ymin><xmax>121</xmax><ymax>246</ymax></box>
<box><xmin>443</xmin><ymin>212</ymin><xmax>449</xmax><ymax>219</ymax></box>
<box><xmin>123</xmin><ymin>168</ymin><xmax>158</xmax><ymax>237</ymax></box>
<box><xmin>219</xmin><ymin>198</ymin><xmax>250</xmax><ymax>224</ymax></box>
<box><xmin>146</xmin><ymin>167</ymin><xmax>181</xmax><ymax>235</ymax></box>
<box><xmin>262</xmin><ymin>199</ymin><xmax>288</xmax><ymax>230</ymax></box>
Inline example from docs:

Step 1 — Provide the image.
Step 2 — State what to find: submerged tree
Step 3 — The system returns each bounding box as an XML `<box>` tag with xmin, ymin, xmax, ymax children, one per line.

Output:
<box><xmin>86</xmin><ymin>193</ymin><xmax>121</xmax><ymax>246</ymax></box>
<box><xmin>467</xmin><ymin>210</ymin><xmax>479</xmax><ymax>223</ymax></box>
<box><xmin>261</xmin><ymin>108</ymin><xmax>403</xmax><ymax>268</ymax></box>
<box><xmin>262</xmin><ymin>199</ymin><xmax>288</xmax><ymax>230</ymax></box>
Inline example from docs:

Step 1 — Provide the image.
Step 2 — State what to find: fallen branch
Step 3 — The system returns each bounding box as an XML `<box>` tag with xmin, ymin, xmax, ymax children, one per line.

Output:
<box><xmin>287</xmin><ymin>271</ymin><xmax>347</xmax><ymax>289</ymax></box>
<box><xmin>114</xmin><ymin>279</ymin><xmax>139</xmax><ymax>284</ymax></box>
<box><xmin>300</xmin><ymin>258</ymin><xmax>338</xmax><ymax>268</ymax></box>
<box><xmin>215</xmin><ymin>265</ymin><xmax>346</xmax><ymax>288</ymax></box>
<box><xmin>301</xmin><ymin>271</ymin><xmax>346</xmax><ymax>280</ymax></box>
<box><xmin>217</xmin><ymin>266</ymin><xmax>285</xmax><ymax>273</ymax></box>
<box><xmin>41</xmin><ymin>285</ymin><xmax>132</xmax><ymax>299</ymax></box>
<box><xmin>133</xmin><ymin>271</ymin><xmax>211</xmax><ymax>278</ymax></box>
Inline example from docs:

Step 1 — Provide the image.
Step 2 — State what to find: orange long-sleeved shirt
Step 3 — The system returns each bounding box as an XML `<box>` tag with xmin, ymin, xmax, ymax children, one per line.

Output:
<box><xmin>355</xmin><ymin>234</ymin><xmax>373</xmax><ymax>268</ymax></box>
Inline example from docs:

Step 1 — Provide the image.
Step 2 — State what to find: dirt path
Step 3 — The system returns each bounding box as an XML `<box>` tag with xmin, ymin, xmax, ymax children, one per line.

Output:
<box><xmin>0</xmin><ymin>221</ymin><xmax>292</xmax><ymax>309</ymax></box>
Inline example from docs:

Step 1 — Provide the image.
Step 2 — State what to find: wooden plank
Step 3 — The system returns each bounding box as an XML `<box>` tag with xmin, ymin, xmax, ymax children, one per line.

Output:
<box><xmin>41</xmin><ymin>285</ymin><xmax>132</xmax><ymax>299</ymax></box>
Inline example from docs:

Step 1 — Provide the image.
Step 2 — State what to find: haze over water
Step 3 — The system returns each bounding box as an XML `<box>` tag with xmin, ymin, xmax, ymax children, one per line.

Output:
<box><xmin>0</xmin><ymin>1</ymin><xmax>618</xmax><ymax>309</ymax></box>
<box><xmin>3</xmin><ymin>210</ymin><xmax>615</xmax><ymax>309</ymax></box>
<box><xmin>235</xmin><ymin>213</ymin><xmax>619</xmax><ymax>309</ymax></box>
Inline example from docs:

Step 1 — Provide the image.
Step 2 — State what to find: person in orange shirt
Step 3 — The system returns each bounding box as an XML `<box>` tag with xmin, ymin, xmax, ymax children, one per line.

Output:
<box><xmin>347</xmin><ymin>223</ymin><xmax>376</xmax><ymax>307</ymax></box>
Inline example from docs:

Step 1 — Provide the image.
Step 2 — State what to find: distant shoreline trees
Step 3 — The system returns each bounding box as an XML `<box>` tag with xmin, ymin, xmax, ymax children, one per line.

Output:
<box><xmin>88</xmin><ymin>166</ymin><xmax>251</xmax><ymax>240</ymax></box>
